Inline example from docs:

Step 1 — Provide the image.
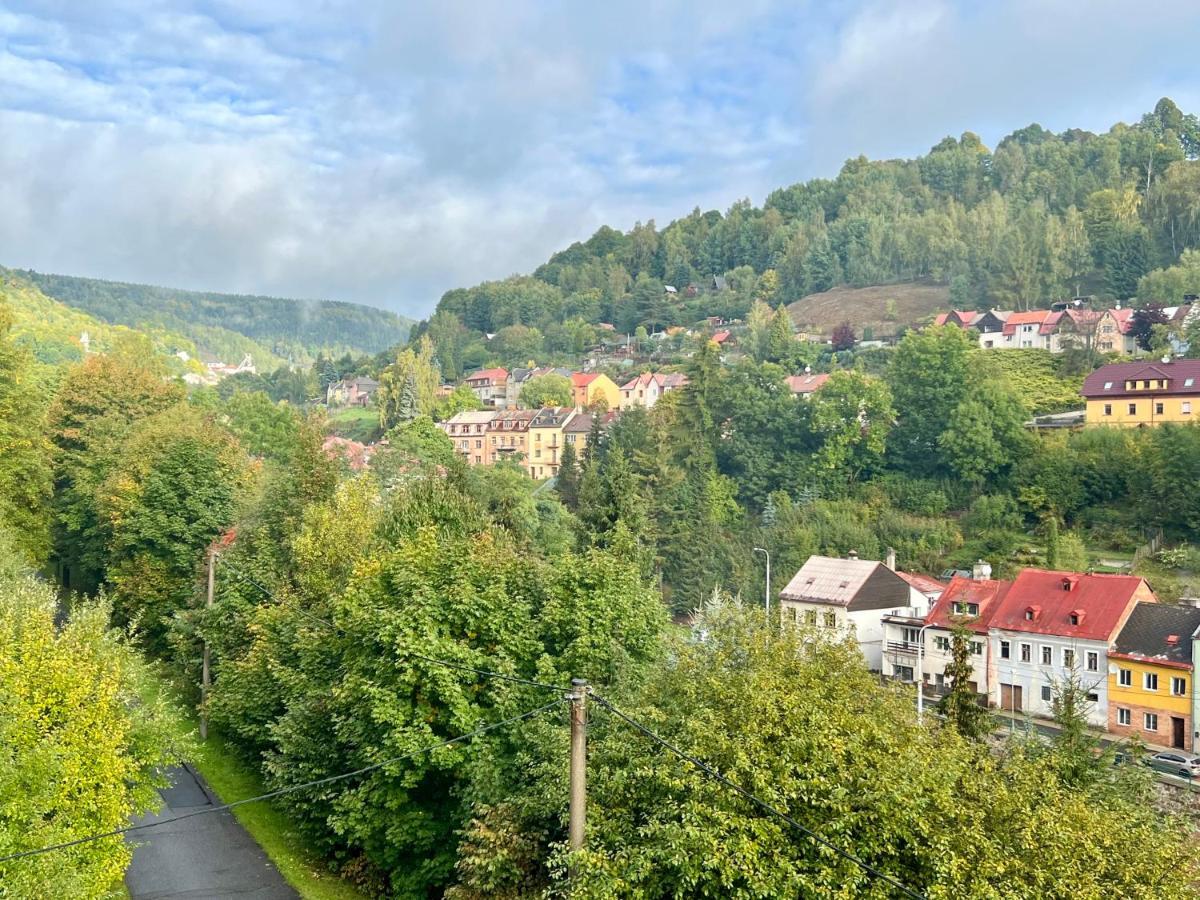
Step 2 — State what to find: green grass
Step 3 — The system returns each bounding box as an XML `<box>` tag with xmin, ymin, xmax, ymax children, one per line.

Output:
<box><xmin>191</xmin><ymin>730</ymin><xmax>369</xmax><ymax>900</ymax></box>
<box><xmin>326</xmin><ymin>406</ymin><xmax>381</xmax><ymax>443</ymax></box>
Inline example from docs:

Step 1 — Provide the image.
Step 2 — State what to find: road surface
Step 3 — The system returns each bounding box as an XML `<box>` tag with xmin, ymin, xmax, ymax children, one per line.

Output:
<box><xmin>125</xmin><ymin>764</ymin><xmax>298</xmax><ymax>900</ymax></box>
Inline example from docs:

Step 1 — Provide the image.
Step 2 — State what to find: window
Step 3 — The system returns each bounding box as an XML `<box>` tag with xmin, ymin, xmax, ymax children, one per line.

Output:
<box><xmin>1119</xmin><ymin>668</ymin><xmax>1132</xmax><ymax>687</ymax></box>
<box><xmin>894</xmin><ymin>665</ymin><xmax>914</xmax><ymax>681</ymax></box>
<box><xmin>1086</xmin><ymin>651</ymin><xmax>1099</xmax><ymax>672</ymax></box>
<box><xmin>1069</xmin><ymin>613</ymin><xmax>1080</xmax><ymax>625</ymax></box>
<box><xmin>1087</xmin><ymin>692</ymin><xmax>1098</xmax><ymax>702</ymax></box>
<box><xmin>789</xmin><ymin>608</ymin><xmax>799</xmax><ymax>624</ymax></box>
<box><xmin>1000</xmin><ymin>640</ymin><xmax>1011</xmax><ymax>659</ymax></box>
<box><xmin>1118</xmin><ymin>707</ymin><xmax>1131</xmax><ymax>726</ymax></box>
<box><xmin>1041</xmin><ymin>685</ymin><xmax>1052</xmax><ymax>702</ymax></box>
<box><xmin>1103</xmin><ymin>380</ymin><xmax>1113</xmax><ymax>389</ymax></box>
<box><xmin>1024</xmin><ymin>609</ymin><xmax>1034</xmax><ymax>621</ymax></box>
<box><xmin>1173</xmin><ymin>677</ymin><xmax>1187</xmax><ymax>696</ymax></box>
<box><xmin>1128</xmin><ymin>402</ymin><xmax>1137</xmax><ymax>415</ymax></box>
<box><xmin>1063</xmin><ymin>648</ymin><xmax>1075</xmax><ymax>668</ymax></box>
<box><xmin>952</xmin><ymin>601</ymin><xmax>980</xmax><ymax>617</ymax></box>
<box><xmin>934</xmin><ymin>636</ymin><xmax>951</xmax><ymax>652</ymax></box>
<box><xmin>1041</xmin><ymin>646</ymin><xmax>1052</xmax><ymax>665</ymax></box>
<box><xmin>1184</xmin><ymin>402</ymin><xmax>1192</xmax><ymax>415</ymax></box>
<box><xmin>1144</xmin><ymin>672</ymin><xmax>1159</xmax><ymax>691</ymax></box>
<box><xmin>1156</xmin><ymin>402</ymin><xmax>1165</xmax><ymax>415</ymax></box>
<box><xmin>970</xmin><ymin>641</ymin><xmax>983</xmax><ymax>656</ymax></box>
<box><xmin>1021</xmin><ymin>643</ymin><xmax>1032</xmax><ymax>662</ymax></box>
<box><xmin>1104</xmin><ymin>403</ymin><xmax>1112</xmax><ymax>416</ymax></box>
<box><xmin>824</xmin><ymin>612</ymin><xmax>837</xmax><ymax>628</ymax></box>
<box><xmin>1145</xmin><ymin>713</ymin><xmax>1159</xmax><ymax>732</ymax></box>
<box><xmin>805</xmin><ymin>610</ymin><xmax>817</xmax><ymax>626</ymax></box>
<box><xmin>475</xmin><ymin>439</ymin><xmax>482</xmax><ymax>449</ymax></box>
<box><xmin>1186</xmin><ymin>378</ymin><xmax>1195</xmax><ymax>387</ymax></box>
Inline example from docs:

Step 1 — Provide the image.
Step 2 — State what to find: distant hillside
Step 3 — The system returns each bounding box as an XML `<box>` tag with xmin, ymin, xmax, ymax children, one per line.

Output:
<box><xmin>0</xmin><ymin>269</ymin><xmax>208</xmax><ymax>377</ymax></box>
<box><xmin>19</xmin><ymin>269</ymin><xmax>413</xmax><ymax>364</ymax></box>
<box><xmin>786</xmin><ymin>281</ymin><xmax>949</xmax><ymax>337</ymax></box>
<box><xmin>422</xmin><ymin>97</ymin><xmax>1200</xmax><ymax>370</ymax></box>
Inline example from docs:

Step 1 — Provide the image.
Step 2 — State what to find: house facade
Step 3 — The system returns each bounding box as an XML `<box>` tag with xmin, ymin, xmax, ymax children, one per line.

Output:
<box><xmin>438</xmin><ymin>410</ymin><xmax>498</xmax><ymax>465</ymax></box>
<box><xmin>986</xmin><ymin>570</ymin><xmax>1154</xmax><ymax>726</ymax></box>
<box><xmin>1108</xmin><ymin>603</ymin><xmax>1200</xmax><ymax>751</ymax></box>
<box><xmin>780</xmin><ymin>553</ymin><xmax>934</xmax><ymax>672</ymax></box>
<box><xmin>326</xmin><ymin>377</ymin><xmax>379</xmax><ymax>408</ymax></box>
<box><xmin>618</xmin><ymin>372</ymin><xmax>688</xmax><ymax>409</ymax></box>
<box><xmin>1081</xmin><ymin>359</ymin><xmax>1200</xmax><ymax>427</ymax></box>
<box><xmin>526</xmin><ymin>407</ymin><xmax>577</xmax><ymax>479</ymax></box>
<box><xmin>465</xmin><ymin>367</ymin><xmax>509</xmax><ymax>407</ymax></box>
<box><xmin>487</xmin><ymin>409</ymin><xmax>536</xmax><ymax>463</ymax></box>
<box><xmin>571</xmin><ymin>372</ymin><xmax>620</xmax><ymax>410</ymax></box>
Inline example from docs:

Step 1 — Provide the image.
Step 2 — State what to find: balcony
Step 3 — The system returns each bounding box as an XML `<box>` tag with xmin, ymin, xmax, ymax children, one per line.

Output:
<box><xmin>886</xmin><ymin>641</ymin><xmax>921</xmax><ymax>656</ymax></box>
<box><xmin>881</xmin><ymin>607</ymin><xmax>925</xmax><ymax>626</ymax></box>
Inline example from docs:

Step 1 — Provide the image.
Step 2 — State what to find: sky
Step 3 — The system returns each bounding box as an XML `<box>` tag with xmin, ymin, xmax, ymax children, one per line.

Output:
<box><xmin>3</xmin><ymin>1</ymin><xmax>1200</xmax><ymax>318</ymax></box>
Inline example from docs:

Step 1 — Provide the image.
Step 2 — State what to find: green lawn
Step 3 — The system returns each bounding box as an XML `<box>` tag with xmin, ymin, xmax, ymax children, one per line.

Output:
<box><xmin>191</xmin><ymin>730</ymin><xmax>369</xmax><ymax>900</ymax></box>
<box><xmin>326</xmin><ymin>406</ymin><xmax>381</xmax><ymax>443</ymax></box>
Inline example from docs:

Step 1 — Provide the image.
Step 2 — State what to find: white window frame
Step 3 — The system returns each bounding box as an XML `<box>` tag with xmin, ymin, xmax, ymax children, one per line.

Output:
<box><xmin>1144</xmin><ymin>713</ymin><xmax>1159</xmax><ymax>732</ymax></box>
<box><xmin>1041</xmin><ymin>646</ymin><xmax>1052</xmax><ymax>666</ymax></box>
<box><xmin>1020</xmin><ymin>643</ymin><xmax>1032</xmax><ymax>662</ymax></box>
<box><xmin>1086</xmin><ymin>651</ymin><xmax>1099</xmax><ymax>672</ymax></box>
<box><xmin>1118</xmin><ymin>707</ymin><xmax>1131</xmax><ymax>726</ymax></box>
<box><xmin>1062</xmin><ymin>648</ymin><xmax>1075</xmax><ymax>668</ymax></box>
<box><xmin>1000</xmin><ymin>640</ymin><xmax>1011</xmax><ymax>660</ymax></box>
<box><xmin>1119</xmin><ymin>668</ymin><xmax>1132</xmax><ymax>687</ymax></box>
<box><xmin>1172</xmin><ymin>676</ymin><xmax>1187</xmax><ymax>696</ymax></box>
<box><xmin>1144</xmin><ymin>672</ymin><xmax>1159</xmax><ymax>691</ymax></box>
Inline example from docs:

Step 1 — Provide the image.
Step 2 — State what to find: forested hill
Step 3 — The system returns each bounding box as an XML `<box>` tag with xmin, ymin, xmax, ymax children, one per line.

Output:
<box><xmin>426</xmin><ymin>97</ymin><xmax>1200</xmax><ymax>361</ymax></box>
<box><xmin>19</xmin><ymin>268</ymin><xmax>413</xmax><ymax>362</ymax></box>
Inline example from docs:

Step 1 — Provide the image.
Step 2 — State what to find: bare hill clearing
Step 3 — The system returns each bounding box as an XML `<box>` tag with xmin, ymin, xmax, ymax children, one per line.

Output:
<box><xmin>786</xmin><ymin>281</ymin><xmax>949</xmax><ymax>337</ymax></box>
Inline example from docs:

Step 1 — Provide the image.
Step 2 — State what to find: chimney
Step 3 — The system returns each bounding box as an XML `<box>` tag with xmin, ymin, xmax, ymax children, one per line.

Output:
<box><xmin>885</xmin><ymin>547</ymin><xmax>896</xmax><ymax>571</ymax></box>
<box><xmin>972</xmin><ymin>559</ymin><xmax>992</xmax><ymax>581</ymax></box>
<box><xmin>848</xmin><ymin>550</ymin><xmax>859</xmax><ymax>560</ymax></box>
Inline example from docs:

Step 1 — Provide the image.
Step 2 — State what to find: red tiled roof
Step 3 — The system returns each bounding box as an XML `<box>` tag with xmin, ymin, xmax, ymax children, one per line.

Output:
<box><xmin>989</xmin><ymin>569</ymin><xmax>1150</xmax><ymax>641</ymax></box>
<box><xmin>712</xmin><ymin>330</ymin><xmax>731</xmax><ymax>343</ymax></box>
<box><xmin>934</xmin><ymin>311</ymin><xmax>980</xmax><ymax>328</ymax></box>
<box><xmin>925</xmin><ymin>577</ymin><xmax>1012</xmax><ymax>634</ymax></box>
<box><xmin>1107</xmin><ymin>307</ymin><xmax>1135</xmax><ymax>333</ymax></box>
<box><xmin>1038</xmin><ymin>311</ymin><xmax>1063</xmax><ymax>334</ymax></box>
<box><xmin>1001</xmin><ymin>310</ymin><xmax>1051</xmax><ymax>336</ymax></box>
<box><xmin>1081</xmin><ymin>359</ymin><xmax>1200</xmax><ymax>399</ymax></box>
<box><xmin>467</xmin><ymin>367</ymin><xmax>508</xmax><ymax>384</ymax></box>
<box><xmin>784</xmin><ymin>373</ymin><xmax>830</xmax><ymax>394</ymax></box>
<box><xmin>571</xmin><ymin>372</ymin><xmax>599</xmax><ymax>387</ymax></box>
<box><xmin>897</xmin><ymin>571</ymin><xmax>947</xmax><ymax>597</ymax></box>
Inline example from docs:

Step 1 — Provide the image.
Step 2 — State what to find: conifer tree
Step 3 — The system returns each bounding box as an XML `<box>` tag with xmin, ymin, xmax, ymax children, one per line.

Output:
<box><xmin>938</xmin><ymin>624</ymin><xmax>991</xmax><ymax>740</ymax></box>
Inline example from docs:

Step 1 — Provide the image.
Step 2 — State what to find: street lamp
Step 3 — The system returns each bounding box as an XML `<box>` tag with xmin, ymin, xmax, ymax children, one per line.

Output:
<box><xmin>752</xmin><ymin>547</ymin><xmax>771</xmax><ymax>623</ymax></box>
<box><xmin>915</xmin><ymin>622</ymin><xmax>936</xmax><ymax>724</ymax></box>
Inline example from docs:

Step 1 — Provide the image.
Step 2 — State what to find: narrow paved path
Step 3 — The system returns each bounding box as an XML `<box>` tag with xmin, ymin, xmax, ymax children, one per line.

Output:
<box><xmin>126</xmin><ymin>764</ymin><xmax>298</xmax><ymax>900</ymax></box>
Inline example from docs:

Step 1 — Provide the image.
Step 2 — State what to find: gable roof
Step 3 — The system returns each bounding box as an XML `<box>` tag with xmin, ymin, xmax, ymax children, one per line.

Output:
<box><xmin>571</xmin><ymin>372</ymin><xmax>599</xmax><ymax>388</ymax></box>
<box><xmin>784</xmin><ymin>373</ymin><xmax>830</xmax><ymax>395</ymax></box>
<box><xmin>1001</xmin><ymin>310</ymin><xmax>1051</xmax><ymax>335</ymax></box>
<box><xmin>897</xmin><ymin>571</ymin><xmax>948</xmax><ymax>598</ymax></box>
<box><xmin>1081</xmin><ymin>359</ymin><xmax>1200</xmax><ymax>398</ymax></box>
<box><xmin>530</xmin><ymin>407</ymin><xmax>576</xmax><ymax>428</ymax></box>
<box><xmin>1104</xmin><ymin>307</ymin><xmax>1136</xmax><ymax>333</ymax></box>
<box><xmin>779</xmin><ymin>555</ymin><xmax>912</xmax><ymax>611</ymax></box>
<box><xmin>711</xmin><ymin>330</ymin><xmax>732</xmax><ymax>343</ymax></box>
<box><xmin>989</xmin><ymin>568</ymin><xmax>1150</xmax><ymax>641</ymax></box>
<box><xmin>925</xmin><ymin>576</ymin><xmax>1012</xmax><ymax>634</ymax></box>
<box><xmin>467</xmin><ymin>367</ymin><xmax>508</xmax><ymax>384</ymax></box>
<box><xmin>934</xmin><ymin>310</ymin><xmax>981</xmax><ymax>328</ymax></box>
<box><xmin>564</xmin><ymin>412</ymin><xmax>593</xmax><ymax>434</ymax></box>
<box><xmin>443</xmin><ymin>410</ymin><xmax>498</xmax><ymax>426</ymax></box>
<box><xmin>1111</xmin><ymin>602</ymin><xmax>1200</xmax><ymax>669</ymax></box>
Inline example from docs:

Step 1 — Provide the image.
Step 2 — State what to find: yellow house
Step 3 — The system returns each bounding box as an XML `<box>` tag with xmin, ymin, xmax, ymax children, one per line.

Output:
<box><xmin>486</xmin><ymin>409</ymin><xmax>535</xmax><ymax>466</ymax></box>
<box><xmin>571</xmin><ymin>372</ymin><xmax>620</xmax><ymax>411</ymax></box>
<box><xmin>562</xmin><ymin>411</ymin><xmax>596</xmax><ymax>462</ymax></box>
<box><xmin>1082</xmin><ymin>360</ymin><xmax>1200</xmax><ymax>427</ymax></box>
<box><xmin>1108</xmin><ymin>603</ymin><xmax>1200</xmax><ymax>751</ymax></box>
<box><xmin>526</xmin><ymin>407</ymin><xmax>577</xmax><ymax>479</ymax></box>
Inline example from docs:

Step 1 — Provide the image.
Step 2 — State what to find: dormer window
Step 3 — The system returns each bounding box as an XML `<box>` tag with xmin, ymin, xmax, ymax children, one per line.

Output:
<box><xmin>1024</xmin><ymin>606</ymin><xmax>1039</xmax><ymax>621</ymax></box>
<box><xmin>1062</xmin><ymin>577</ymin><xmax>1078</xmax><ymax>592</ymax></box>
<box><xmin>1069</xmin><ymin>609</ymin><xmax>1085</xmax><ymax>626</ymax></box>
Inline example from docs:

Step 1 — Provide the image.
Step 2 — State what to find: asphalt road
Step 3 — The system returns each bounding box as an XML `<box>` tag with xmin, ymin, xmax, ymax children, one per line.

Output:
<box><xmin>125</xmin><ymin>764</ymin><xmax>298</xmax><ymax>900</ymax></box>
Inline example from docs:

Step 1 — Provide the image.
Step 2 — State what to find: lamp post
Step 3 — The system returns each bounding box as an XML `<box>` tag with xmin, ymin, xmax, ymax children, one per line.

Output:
<box><xmin>915</xmin><ymin>623</ymin><xmax>935</xmax><ymax>724</ymax></box>
<box><xmin>752</xmin><ymin>547</ymin><xmax>771</xmax><ymax>624</ymax></box>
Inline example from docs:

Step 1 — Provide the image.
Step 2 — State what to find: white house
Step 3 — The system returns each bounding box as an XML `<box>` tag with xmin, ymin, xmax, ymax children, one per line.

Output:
<box><xmin>779</xmin><ymin>553</ymin><xmax>936</xmax><ymax>672</ymax></box>
<box><xmin>985</xmin><ymin>569</ymin><xmax>1155</xmax><ymax>726</ymax></box>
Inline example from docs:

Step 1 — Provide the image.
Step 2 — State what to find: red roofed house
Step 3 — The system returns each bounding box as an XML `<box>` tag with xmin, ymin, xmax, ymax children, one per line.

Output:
<box><xmin>1096</xmin><ymin>307</ymin><xmax>1137</xmax><ymax>355</ymax></box>
<box><xmin>882</xmin><ymin>561</ymin><xmax>1009</xmax><ymax>696</ymax></box>
<box><xmin>465</xmin><ymin>367</ymin><xmax>509</xmax><ymax>407</ymax></box>
<box><xmin>570</xmin><ymin>372</ymin><xmax>620</xmax><ymax>410</ymax></box>
<box><xmin>711</xmin><ymin>329</ymin><xmax>733</xmax><ymax>346</ymax></box>
<box><xmin>619</xmin><ymin>372</ymin><xmax>688</xmax><ymax>410</ymax></box>
<box><xmin>1081</xmin><ymin>358</ymin><xmax>1200</xmax><ymax>427</ymax></box>
<box><xmin>987</xmin><ymin>569</ymin><xmax>1156</xmax><ymax>724</ymax></box>
<box><xmin>784</xmin><ymin>372</ymin><xmax>830</xmax><ymax>397</ymax></box>
<box><xmin>934</xmin><ymin>310</ymin><xmax>980</xmax><ymax>329</ymax></box>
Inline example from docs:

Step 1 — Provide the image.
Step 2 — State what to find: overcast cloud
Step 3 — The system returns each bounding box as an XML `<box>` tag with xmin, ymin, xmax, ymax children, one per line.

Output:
<box><xmin>2</xmin><ymin>1</ymin><xmax>1199</xmax><ymax>316</ymax></box>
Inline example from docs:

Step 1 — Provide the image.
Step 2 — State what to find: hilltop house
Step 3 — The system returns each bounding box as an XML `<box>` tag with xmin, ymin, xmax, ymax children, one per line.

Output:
<box><xmin>618</xmin><ymin>372</ymin><xmax>688</xmax><ymax>409</ymax></box>
<box><xmin>986</xmin><ymin>569</ymin><xmax>1154</xmax><ymax>726</ymax></box>
<box><xmin>465</xmin><ymin>367</ymin><xmax>509</xmax><ymax>407</ymax></box>
<box><xmin>784</xmin><ymin>372</ymin><xmax>830</xmax><ymax>397</ymax></box>
<box><xmin>779</xmin><ymin>553</ymin><xmax>937</xmax><ymax>672</ymax></box>
<box><xmin>1081</xmin><ymin>358</ymin><xmax>1200</xmax><ymax>426</ymax></box>
<box><xmin>326</xmin><ymin>377</ymin><xmax>379</xmax><ymax>408</ymax></box>
<box><xmin>1108</xmin><ymin>603</ymin><xmax>1200</xmax><ymax>751</ymax></box>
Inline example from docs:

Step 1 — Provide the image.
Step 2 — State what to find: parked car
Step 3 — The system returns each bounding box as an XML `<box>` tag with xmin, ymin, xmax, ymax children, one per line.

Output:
<box><xmin>1143</xmin><ymin>751</ymin><xmax>1200</xmax><ymax>778</ymax></box>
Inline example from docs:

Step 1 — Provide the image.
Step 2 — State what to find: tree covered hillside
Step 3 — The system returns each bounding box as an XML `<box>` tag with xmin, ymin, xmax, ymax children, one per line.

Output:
<box><xmin>21</xmin><ymin>268</ymin><xmax>414</xmax><ymax>363</ymax></box>
<box><xmin>422</xmin><ymin>97</ymin><xmax>1200</xmax><ymax>370</ymax></box>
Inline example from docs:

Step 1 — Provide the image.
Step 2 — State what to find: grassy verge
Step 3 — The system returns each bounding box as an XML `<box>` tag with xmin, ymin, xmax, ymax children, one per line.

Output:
<box><xmin>191</xmin><ymin>729</ymin><xmax>369</xmax><ymax>900</ymax></box>
<box><xmin>326</xmin><ymin>406</ymin><xmax>381</xmax><ymax>443</ymax></box>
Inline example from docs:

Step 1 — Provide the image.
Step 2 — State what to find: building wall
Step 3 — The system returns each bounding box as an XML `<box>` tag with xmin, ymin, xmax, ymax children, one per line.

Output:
<box><xmin>527</xmin><ymin>423</ymin><xmax>568</xmax><ymax>478</ymax></box>
<box><xmin>987</xmin><ymin>632</ymin><xmax>1111</xmax><ymax>726</ymax></box>
<box><xmin>487</xmin><ymin>427</ymin><xmax>528</xmax><ymax>464</ymax></box>
<box><xmin>1107</xmin><ymin>659</ymin><xmax>1192</xmax><ymax>748</ymax></box>
<box><xmin>1085</xmin><ymin>394</ymin><xmax>1197</xmax><ymax>427</ymax></box>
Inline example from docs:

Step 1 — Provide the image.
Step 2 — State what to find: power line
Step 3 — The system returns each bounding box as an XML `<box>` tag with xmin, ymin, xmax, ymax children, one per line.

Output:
<box><xmin>216</xmin><ymin>557</ymin><xmax>567</xmax><ymax>693</ymax></box>
<box><xmin>590</xmin><ymin>693</ymin><xmax>928</xmax><ymax>900</ymax></box>
<box><xmin>0</xmin><ymin>698</ymin><xmax>565</xmax><ymax>865</ymax></box>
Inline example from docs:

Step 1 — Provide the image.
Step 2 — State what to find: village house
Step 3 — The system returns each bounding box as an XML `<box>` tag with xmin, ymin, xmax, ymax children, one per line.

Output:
<box><xmin>438</xmin><ymin>410</ymin><xmax>497</xmax><ymax>466</ymax></box>
<box><xmin>986</xmin><ymin>569</ymin><xmax>1154</xmax><ymax>726</ymax></box>
<box><xmin>618</xmin><ymin>372</ymin><xmax>688</xmax><ymax>410</ymax></box>
<box><xmin>486</xmin><ymin>409</ymin><xmax>536</xmax><ymax>464</ymax></box>
<box><xmin>326</xmin><ymin>377</ymin><xmax>379</xmax><ymax>408</ymax></box>
<box><xmin>1108</xmin><ymin>603</ymin><xmax>1200</xmax><ymax>751</ymax></box>
<box><xmin>570</xmin><ymin>372</ymin><xmax>620</xmax><ymax>411</ymax></box>
<box><xmin>883</xmin><ymin>564</ymin><xmax>1009</xmax><ymax>697</ymax></box>
<box><xmin>1095</xmin><ymin>307</ymin><xmax>1137</xmax><ymax>354</ymax></box>
<box><xmin>526</xmin><ymin>407</ymin><xmax>577</xmax><ymax>479</ymax></box>
<box><xmin>784</xmin><ymin>372</ymin><xmax>830</xmax><ymax>397</ymax></box>
<box><xmin>779</xmin><ymin>552</ymin><xmax>938</xmax><ymax>672</ymax></box>
<box><xmin>1081</xmin><ymin>358</ymin><xmax>1200</xmax><ymax>427</ymax></box>
<box><xmin>505</xmin><ymin>366</ymin><xmax>571</xmax><ymax>409</ymax></box>
<box><xmin>562</xmin><ymin>411</ymin><xmax>594</xmax><ymax>459</ymax></box>
<box><xmin>465</xmin><ymin>367</ymin><xmax>509</xmax><ymax>407</ymax></box>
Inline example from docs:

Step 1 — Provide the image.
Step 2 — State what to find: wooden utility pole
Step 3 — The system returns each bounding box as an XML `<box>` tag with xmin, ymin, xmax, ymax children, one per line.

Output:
<box><xmin>568</xmin><ymin>678</ymin><xmax>588</xmax><ymax>864</ymax></box>
<box><xmin>200</xmin><ymin>547</ymin><xmax>216</xmax><ymax>741</ymax></box>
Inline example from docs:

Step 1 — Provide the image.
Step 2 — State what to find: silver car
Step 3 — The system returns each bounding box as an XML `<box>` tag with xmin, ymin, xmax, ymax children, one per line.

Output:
<box><xmin>1144</xmin><ymin>751</ymin><xmax>1200</xmax><ymax>778</ymax></box>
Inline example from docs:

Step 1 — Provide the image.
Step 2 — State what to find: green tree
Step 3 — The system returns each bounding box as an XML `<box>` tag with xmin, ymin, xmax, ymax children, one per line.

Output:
<box><xmin>378</xmin><ymin>336</ymin><xmax>440</xmax><ymax>429</ymax></box>
<box><xmin>938</xmin><ymin>624</ymin><xmax>991</xmax><ymax>740</ymax></box>
<box><xmin>557</xmin><ymin>440</ymin><xmax>581</xmax><ymax>509</ymax></box>
<box><xmin>809</xmin><ymin>371</ymin><xmax>894</xmax><ymax>486</ymax></box>
<box><xmin>937</xmin><ymin>381</ymin><xmax>1030</xmax><ymax>485</ymax></box>
<box><xmin>886</xmin><ymin>326</ymin><xmax>975</xmax><ymax>475</ymax></box>
<box><xmin>519</xmin><ymin>373</ymin><xmax>572</xmax><ymax>409</ymax></box>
